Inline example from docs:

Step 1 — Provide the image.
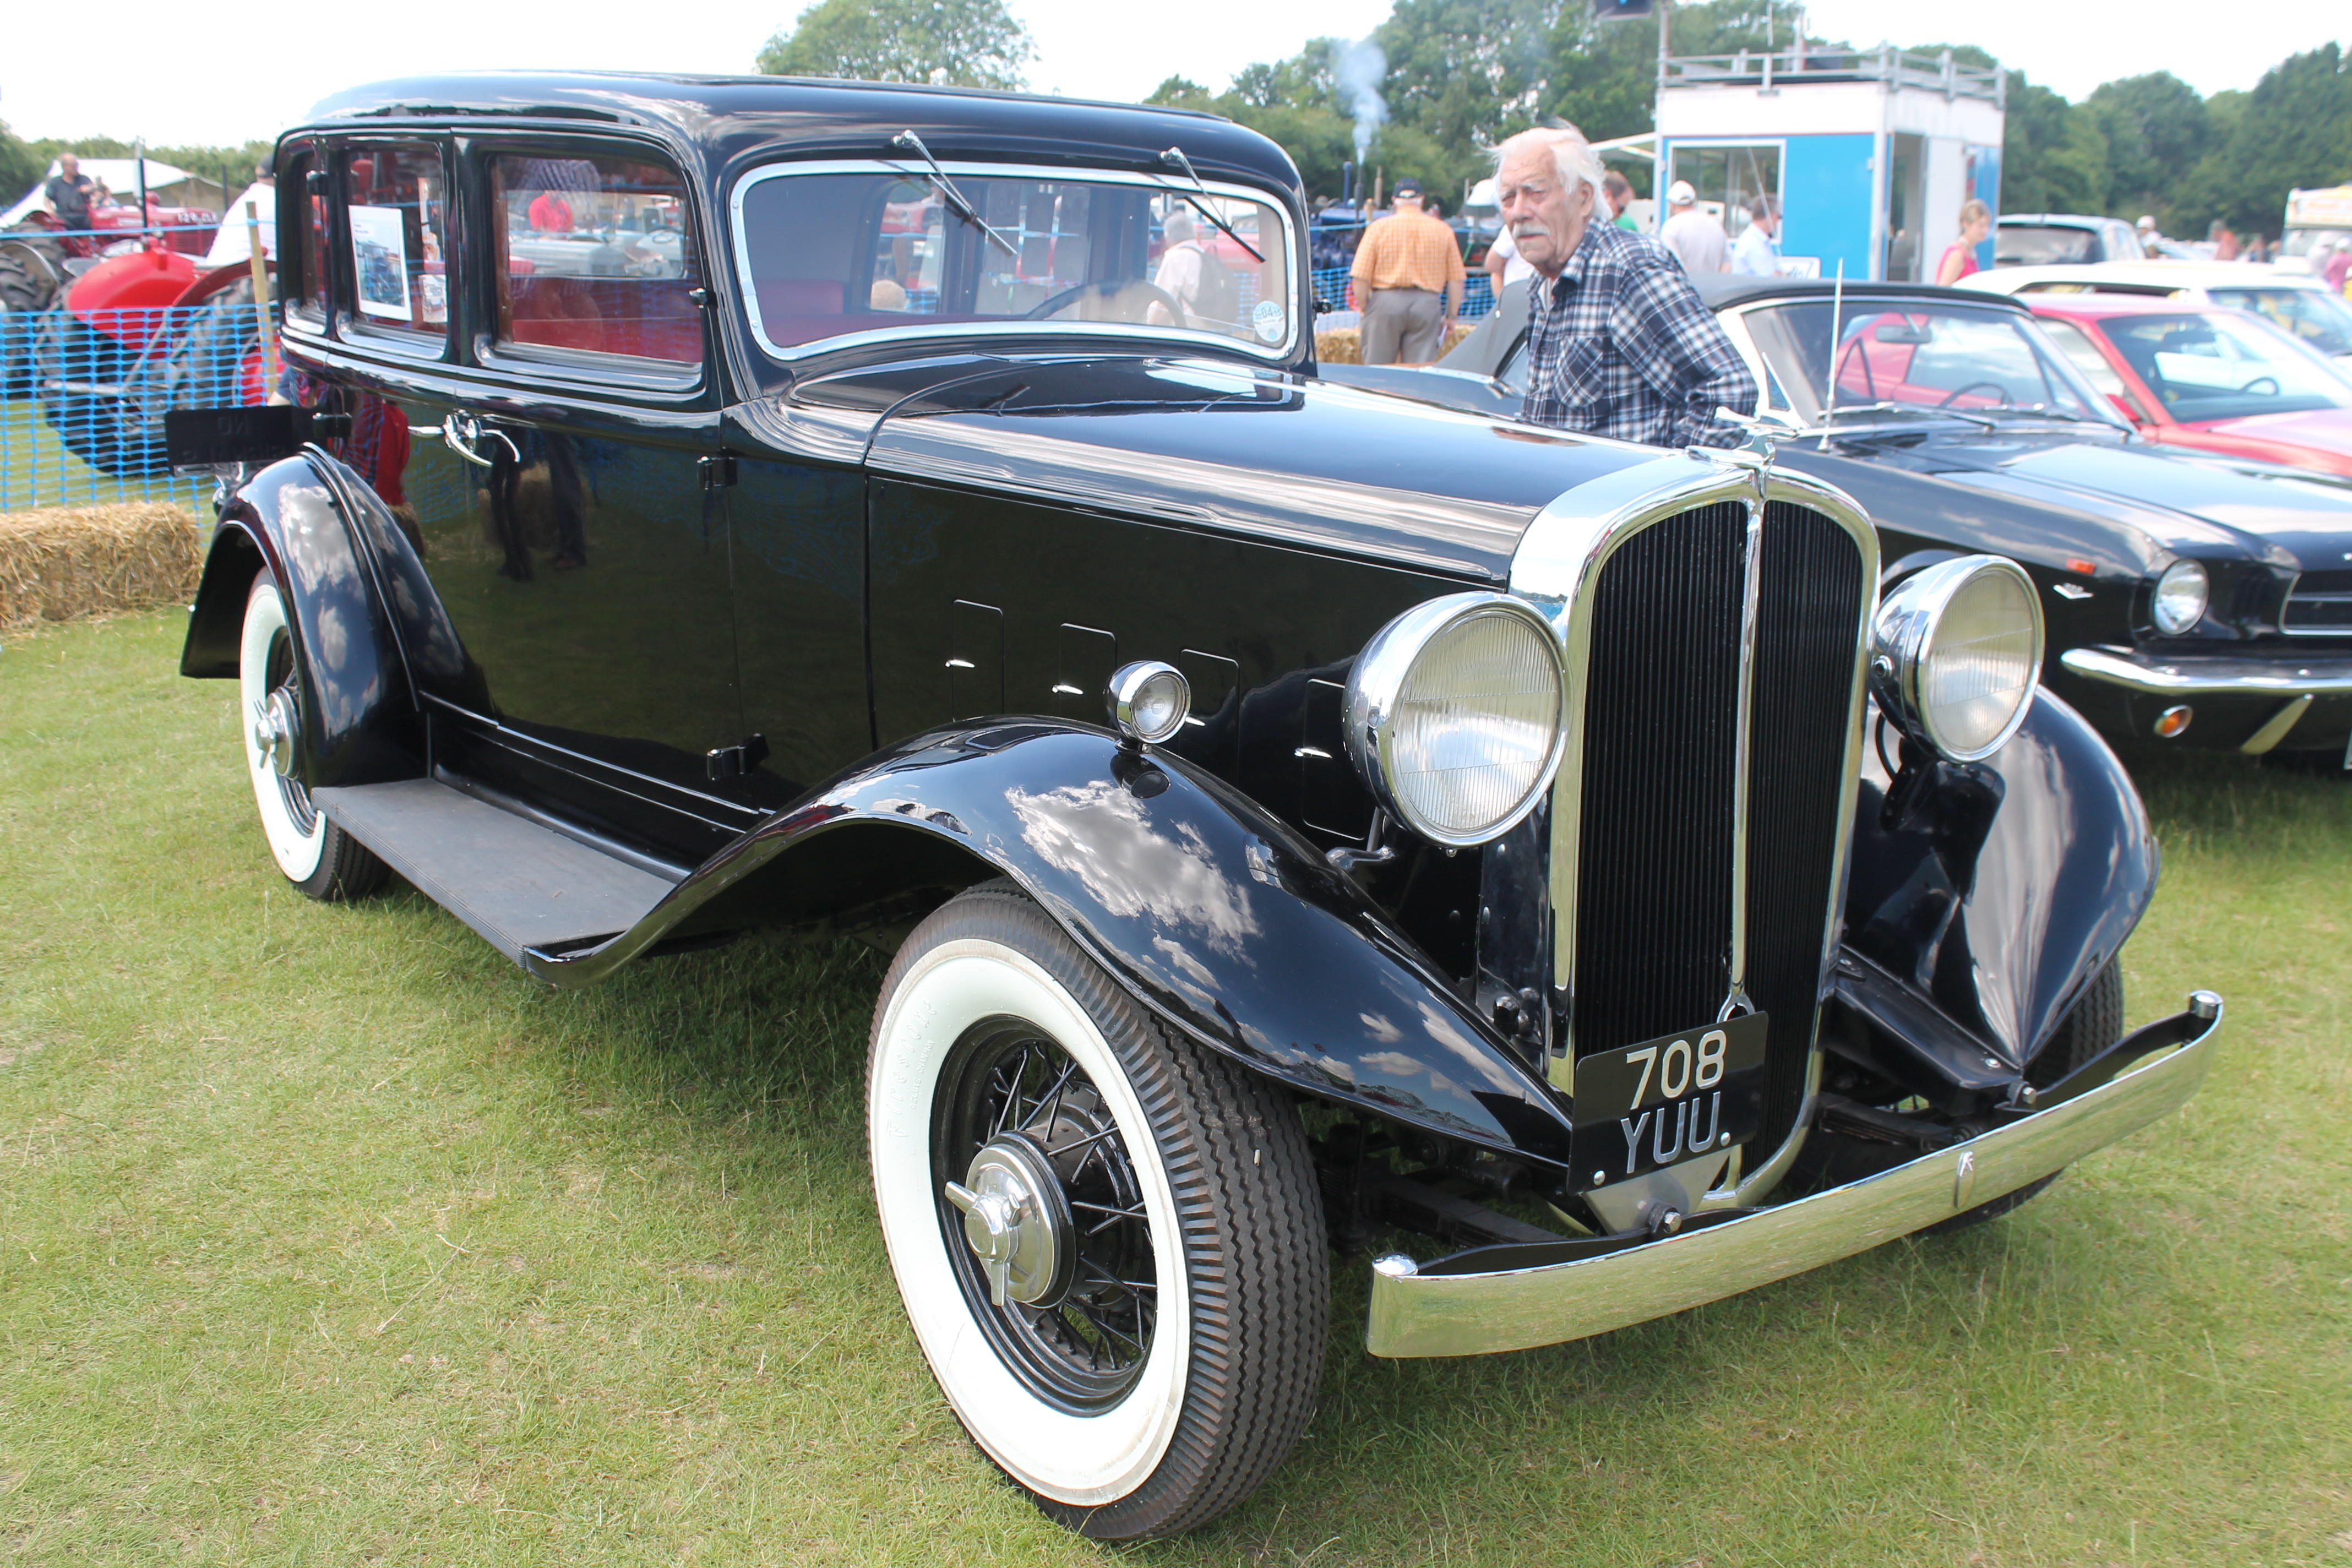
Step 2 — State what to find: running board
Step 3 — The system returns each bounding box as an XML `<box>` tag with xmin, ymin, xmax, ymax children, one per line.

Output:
<box><xmin>313</xmin><ymin>778</ymin><xmax>679</xmax><ymax>964</ymax></box>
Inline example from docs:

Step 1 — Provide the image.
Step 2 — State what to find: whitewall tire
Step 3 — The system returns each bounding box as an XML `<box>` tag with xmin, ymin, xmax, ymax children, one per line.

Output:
<box><xmin>237</xmin><ymin>574</ymin><xmax>386</xmax><ymax>901</ymax></box>
<box><xmin>868</xmin><ymin>881</ymin><xmax>1326</xmax><ymax>1539</ymax></box>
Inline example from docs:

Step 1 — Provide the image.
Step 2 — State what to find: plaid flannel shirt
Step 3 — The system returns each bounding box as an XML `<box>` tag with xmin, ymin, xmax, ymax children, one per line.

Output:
<box><xmin>1520</xmin><ymin>219</ymin><xmax>1757</xmax><ymax>449</ymax></box>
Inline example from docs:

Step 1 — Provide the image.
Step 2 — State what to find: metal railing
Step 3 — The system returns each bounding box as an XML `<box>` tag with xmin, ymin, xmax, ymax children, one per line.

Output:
<box><xmin>1</xmin><ymin>302</ymin><xmax>269</xmax><ymax>512</ymax></box>
<box><xmin>1664</xmin><ymin>45</ymin><xmax>2006</xmax><ymax>105</ymax></box>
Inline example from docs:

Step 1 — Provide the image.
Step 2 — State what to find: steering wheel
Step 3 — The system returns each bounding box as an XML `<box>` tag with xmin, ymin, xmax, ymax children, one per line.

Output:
<box><xmin>1025</xmin><ymin>279</ymin><xmax>1185</xmax><ymax>329</ymax></box>
<box><xmin>1937</xmin><ymin>380</ymin><xmax>2014</xmax><ymax>409</ymax></box>
<box><xmin>2237</xmin><ymin>375</ymin><xmax>2281</xmax><ymax>395</ymax></box>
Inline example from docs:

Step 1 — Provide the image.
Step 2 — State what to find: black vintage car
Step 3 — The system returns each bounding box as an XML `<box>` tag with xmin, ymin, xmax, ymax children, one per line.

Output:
<box><xmin>1335</xmin><ymin>276</ymin><xmax>2352</xmax><ymax>769</ymax></box>
<box><xmin>172</xmin><ymin>74</ymin><xmax>2221</xmax><ymax>1540</ymax></box>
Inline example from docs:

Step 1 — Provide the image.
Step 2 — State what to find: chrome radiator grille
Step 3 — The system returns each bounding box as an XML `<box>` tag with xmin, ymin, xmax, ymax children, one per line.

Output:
<box><xmin>1566</xmin><ymin>499</ymin><xmax>1868</xmax><ymax>1161</ymax></box>
<box><xmin>2283</xmin><ymin>569</ymin><xmax>2352</xmax><ymax>635</ymax></box>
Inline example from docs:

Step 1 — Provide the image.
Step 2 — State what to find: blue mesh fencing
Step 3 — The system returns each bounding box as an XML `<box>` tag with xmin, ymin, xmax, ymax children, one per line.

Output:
<box><xmin>1310</xmin><ymin>265</ymin><xmax>1496</xmax><ymax>321</ymax></box>
<box><xmin>2</xmin><ymin>300</ymin><xmax>274</xmax><ymax>512</ymax></box>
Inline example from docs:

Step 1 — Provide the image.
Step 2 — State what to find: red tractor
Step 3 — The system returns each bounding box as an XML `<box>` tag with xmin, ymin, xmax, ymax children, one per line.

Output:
<box><xmin>0</xmin><ymin>194</ymin><xmax>220</xmax><ymax>313</ymax></box>
<box><xmin>17</xmin><ymin>245</ymin><xmax>271</xmax><ymax>474</ymax></box>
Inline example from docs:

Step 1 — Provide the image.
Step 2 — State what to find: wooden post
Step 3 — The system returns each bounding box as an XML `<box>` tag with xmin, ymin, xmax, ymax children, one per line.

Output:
<box><xmin>245</xmin><ymin>200</ymin><xmax>280</xmax><ymax>396</ymax></box>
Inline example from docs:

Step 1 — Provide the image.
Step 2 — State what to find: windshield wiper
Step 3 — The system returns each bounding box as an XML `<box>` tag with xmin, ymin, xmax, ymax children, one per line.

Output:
<box><xmin>1970</xmin><ymin>403</ymin><xmax>2116</xmax><ymax>426</ymax></box>
<box><xmin>891</xmin><ymin>130</ymin><xmax>1020</xmax><ymax>260</ymax></box>
<box><xmin>1155</xmin><ymin>146</ymin><xmax>1265</xmax><ymax>264</ymax></box>
<box><xmin>1815</xmin><ymin>401</ymin><xmax>1997</xmax><ymax>432</ymax></box>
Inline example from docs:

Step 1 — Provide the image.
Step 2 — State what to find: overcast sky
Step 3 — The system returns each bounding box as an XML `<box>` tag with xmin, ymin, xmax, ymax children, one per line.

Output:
<box><xmin>0</xmin><ymin>0</ymin><xmax>2338</xmax><ymax>153</ymax></box>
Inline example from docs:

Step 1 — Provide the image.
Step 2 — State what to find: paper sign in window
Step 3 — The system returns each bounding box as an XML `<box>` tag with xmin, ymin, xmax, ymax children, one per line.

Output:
<box><xmin>349</xmin><ymin>204</ymin><xmax>412</xmax><ymax>322</ymax></box>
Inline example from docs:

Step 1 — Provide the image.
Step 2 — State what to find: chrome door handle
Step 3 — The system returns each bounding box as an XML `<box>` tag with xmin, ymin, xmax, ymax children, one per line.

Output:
<box><xmin>414</xmin><ymin>411</ymin><xmax>520</xmax><ymax>467</ymax></box>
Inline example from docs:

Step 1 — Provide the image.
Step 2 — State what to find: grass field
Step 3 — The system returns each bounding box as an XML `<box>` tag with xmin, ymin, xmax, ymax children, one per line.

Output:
<box><xmin>2</xmin><ymin>611</ymin><xmax>2347</xmax><ymax>1566</ymax></box>
<box><xmin>0</xmin><ymin>401</ymin><xmax>215</xmax><ymax>515</ymax></box>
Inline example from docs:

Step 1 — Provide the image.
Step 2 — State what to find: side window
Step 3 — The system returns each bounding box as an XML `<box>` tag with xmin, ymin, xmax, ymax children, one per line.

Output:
<box><xmin>285</xmin><ymin>149</ymin><xmax>331</xmax><ymax>325</ymax></box>
<box><xmin>490</xmin><ymin>151</ymin><xmax>703</xmax><ymax>369</ymax></box>
<box><xmin>342</xmin><ymin>143</ymin><xmax>451</xmax><ymax>349</ymax></box>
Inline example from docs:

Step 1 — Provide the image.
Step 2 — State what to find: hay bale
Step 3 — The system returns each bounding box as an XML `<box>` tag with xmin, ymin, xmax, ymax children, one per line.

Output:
<box><xmin>0</xmin><ymin>503</ymin><xmax>206</xmax><ymax>628</ymax></box>
<box><xmin>1315</xmin><ymin>322</ymin><xmax>1475</xmax><ymax>368</ymax></box>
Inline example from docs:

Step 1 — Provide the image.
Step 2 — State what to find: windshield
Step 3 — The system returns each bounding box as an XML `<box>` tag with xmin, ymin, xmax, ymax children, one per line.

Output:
<box><xmin>2096</xmin><ymin>309</ymin><xmax>2352</xmax><ymax>422</ymax></box>
<box><xmin>2208</xmin><ymin>286</ymin><xmax>2352</xmax><ymax>357</ymax></box>
<box><xmin>1996</xmin><ymin>225</ymin><xmax>2100</xmax><ymax>267</ymax></box>
<box><xmin>1744</xmin><ymin>300</ymin><xmax>2123</xmax><ymax>426</ymax></box>
<box><xmin>2282</xmin><ymin>227</ymin><xmax>2352</xmax><ymax>259</ymax></box>
<box><xmin>731</xmin><ymin>165</ymin><xmax>1297</xmax><ymax>357</ymax></box>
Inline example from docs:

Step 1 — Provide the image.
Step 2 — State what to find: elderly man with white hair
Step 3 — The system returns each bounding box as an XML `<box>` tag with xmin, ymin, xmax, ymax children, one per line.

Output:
<box><xmin>1493</xmin><ymin>127</ymin><xmax>1757</xmax><ymax>449</ymax></box>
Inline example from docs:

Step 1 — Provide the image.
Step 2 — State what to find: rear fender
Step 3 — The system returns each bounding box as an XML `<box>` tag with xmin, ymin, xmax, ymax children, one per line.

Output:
<box><xmin>1843</xmin><ymin>688</ymin><xmax>2157</xmax><ymax>1073</ymax></box>
<box><xmin>532</xmin><ymin>723</ymin><xmax>1582</xmax><ymax>1172</ymax></box>
<box><xmin>178</xmin><ymin>452</ymin><xmax>423</xmax><ymax>790</ymax></box>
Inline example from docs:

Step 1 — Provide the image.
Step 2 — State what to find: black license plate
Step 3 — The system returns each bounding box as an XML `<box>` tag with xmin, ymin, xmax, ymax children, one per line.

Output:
<box><xmin>1574</xmin><ymin>1012</ymin><xmax>1770</xmax><ymax>1185</ymax></box>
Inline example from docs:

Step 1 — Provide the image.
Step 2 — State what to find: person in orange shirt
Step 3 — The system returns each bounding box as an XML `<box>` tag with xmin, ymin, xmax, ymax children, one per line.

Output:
<box><xmin>1349</xmin><ymin>177</ymin><xmax>1466</xmax><ymax>364</ymax></box>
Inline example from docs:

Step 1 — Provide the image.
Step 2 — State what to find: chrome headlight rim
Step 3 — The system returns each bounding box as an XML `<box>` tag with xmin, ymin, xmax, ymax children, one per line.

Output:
<box><xmin>1344</xmin><ymin>591</ymin><xmax>1569</xmax><ymax>849</ymax></box>
<box><xmin>1871</xmin><ymin>554</ymin><xmax>2045</xmax><ymax>764</ymax></box>
<box><xmin>2150</xmin><ymin>558</ymin><xmax>2209</xmax><ymax>636</ymax></box>
<box><xmin>1105</xmin><ymin>660</ymin><xmax>1191</xmax><ymax>745</ymax></box>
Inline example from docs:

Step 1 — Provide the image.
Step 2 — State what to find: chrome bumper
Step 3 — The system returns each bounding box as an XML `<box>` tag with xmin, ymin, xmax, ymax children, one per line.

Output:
<box><xmin>1365</xmin><ymin>992</ymin><xmax>2223</xmax><ymax>1358</ymax></box>
<box><xmin>2060</xmin><ymin>645</ymin><xmax>2352</xmax><ymax>699</ymax></box>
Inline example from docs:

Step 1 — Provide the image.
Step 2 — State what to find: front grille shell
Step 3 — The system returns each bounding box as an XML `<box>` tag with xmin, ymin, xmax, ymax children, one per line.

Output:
<box><xmin>1509</xmin><ymin>455</ymin><xmax>1879</xmax><ymax>1205</ymax></box>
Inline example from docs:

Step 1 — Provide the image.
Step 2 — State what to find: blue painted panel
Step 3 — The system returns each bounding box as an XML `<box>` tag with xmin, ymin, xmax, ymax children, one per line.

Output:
<box><xmin>1968</xmin><ymin>144</ymin><xmax>2003</xmax><ymax>270</ymax></box>
<box><xmin>1779</xmin><ymin>133</ymin><xmax>1879</xmax><ymax>284</ymax></box>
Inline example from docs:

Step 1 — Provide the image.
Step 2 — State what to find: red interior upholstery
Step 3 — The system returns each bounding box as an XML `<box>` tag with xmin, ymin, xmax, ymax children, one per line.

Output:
<box><xmin>505</xmin><ymin>276</ymin><xmax>703</xmax><ymax>364</ymax></box>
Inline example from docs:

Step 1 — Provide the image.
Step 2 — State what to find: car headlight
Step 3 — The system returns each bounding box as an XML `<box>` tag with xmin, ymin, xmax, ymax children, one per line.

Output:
<box><xmin>1871</xmin><ymin>556</ymin><xmax>2044</xmax><ymax>763</ymax></box>
<box><xmin>2152</xmin><ymin>559</ymin><xmax>2209</xmax><ymax>635</ymax></box>
<box><xmin>1344</xmin><ymin>592</ymin><xmax>1567</xmax><ymax>846</ymax></box>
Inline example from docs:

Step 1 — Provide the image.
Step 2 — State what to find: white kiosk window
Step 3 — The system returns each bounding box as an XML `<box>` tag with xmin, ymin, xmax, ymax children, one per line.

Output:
<box><xmin>1668</xmin><ymin>144</ymin><xmax>1781</xmax><ymax>241</ymax></box>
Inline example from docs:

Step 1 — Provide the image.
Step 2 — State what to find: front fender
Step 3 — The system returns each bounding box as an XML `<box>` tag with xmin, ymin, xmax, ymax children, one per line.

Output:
<box><xmin>178</xmin><ymin>452</ymin><xmax>422</xmax><ymax>790</ymax></box>
<box><xmin>1844</xmin><ymin>688</ymin><xmax>2158</xmax><ymax>1069</ymax></box>
<box><xmin>531</xmin><ymin>723</ymin><xmax>1581</xmax><ymax>1172</ymax></box>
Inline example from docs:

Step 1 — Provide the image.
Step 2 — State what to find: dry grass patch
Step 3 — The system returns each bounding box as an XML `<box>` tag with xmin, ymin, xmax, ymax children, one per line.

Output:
<box><xmin>0</xmin><ymin>502</ymin><xmax>203</xmax><ymax>627</ymax></box>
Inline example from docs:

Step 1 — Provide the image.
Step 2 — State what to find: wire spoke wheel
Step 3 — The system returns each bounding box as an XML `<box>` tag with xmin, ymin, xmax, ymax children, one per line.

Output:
<box><xmin>934</xmin><ymin>1023</ymin><xmax>1157</xmax><ymax>1411</ymax></box>
<box><xmin>868</xmin><ymin>882</ymin><xmax>1327</xmax><ymax>1540</ymax></box>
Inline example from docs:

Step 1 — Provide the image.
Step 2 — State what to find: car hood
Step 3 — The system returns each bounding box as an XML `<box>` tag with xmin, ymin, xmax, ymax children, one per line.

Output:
<box><xmin>1839</xmin><ymin>429</ymin><xmax>2352</xmax><ymax>573</ymax></box>
<box><xmin>2192</xmin><ymin>404</ymin><xmax>2352</xmax><ymax>451</ymax></box>
<box><xmin>848</xmin><ymin>356</ymin><xmax>1661</xmax><ymax>582</ymax></box>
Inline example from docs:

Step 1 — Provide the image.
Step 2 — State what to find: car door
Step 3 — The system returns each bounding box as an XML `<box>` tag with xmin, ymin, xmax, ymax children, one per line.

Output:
<box><xmin>382</xmin><ymin>137</ymin><xmax>754</xmax><ymax>863</ymax></box>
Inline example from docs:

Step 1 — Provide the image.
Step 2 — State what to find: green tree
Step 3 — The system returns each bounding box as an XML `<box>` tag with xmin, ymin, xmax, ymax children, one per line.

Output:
<box><xmin>756</xmin><ymin>0</ymin><xmax>1033</xmax><ymax>91</ymax></box>
<box><xmin>1376</xmin><ymin>0</ymin><xmax>1558</xmax><ymax>190</ymax></box>
<box><xmin>0</xmin><ymin>121</ymin><xmax>44</xmax><ymax>209</ymax></box>
<box><xmin>2086</xmin><ymin>72</ymin><xmax>2207</xmax><ymax>229</ymax></box>
<box><xmin>2176</xmin><ymin>45</ymin><xmax>2352</xmax><ymax>236</ymax></box>
<box><xmin>1996</xmin><ymin>71</ymin><xmax>2109</xmax><ymax>214</ymax></box>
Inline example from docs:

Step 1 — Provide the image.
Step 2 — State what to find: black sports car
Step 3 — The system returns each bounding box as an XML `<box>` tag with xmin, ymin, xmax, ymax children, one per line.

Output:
<box><xmin>1331</xmin><ymin>277</ymin><xmax>2352</xmax><ymax>768</ymax></box>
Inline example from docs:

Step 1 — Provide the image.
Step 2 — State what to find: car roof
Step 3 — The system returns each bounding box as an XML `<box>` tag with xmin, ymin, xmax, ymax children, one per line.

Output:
<box><xmin>2019</xmin><ymin>294</ymin><xmax>2267</xmax><ymax>320</ymax></box>
<box><xmin>1997</xmin><ymin>214</ymin><xmax>2116</xmax><ymax>230</ymax></box>
<box><xmin>1964</xmin><ymin>261</ymin><xmax>2327</xmax><ymax>295</ymax></box>
<box><xmin>293</xmin><ymin>70</ymin><xmax>1300</xmax><ymax>192</ymax></box>
<box><xmin>1694</xmin><ymin>275</ymin><xmax>2032</xmax><ymax>313</ymax></box>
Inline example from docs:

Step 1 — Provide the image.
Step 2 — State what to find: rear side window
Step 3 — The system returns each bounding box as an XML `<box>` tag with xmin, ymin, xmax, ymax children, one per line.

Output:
<box><xmin>342</xmin><ymin>143</ymin><xmax>451</xmax><ymax>349</ymax></box>
<box><xmin>1995</xmin><ymin>225</ymin><xmax>2097</xmax><ymax>268</ymax></box>
<box><xmin>489</xmin><ymin>151</ymin><xmax>703</xmax><ymax>369</ymax></box>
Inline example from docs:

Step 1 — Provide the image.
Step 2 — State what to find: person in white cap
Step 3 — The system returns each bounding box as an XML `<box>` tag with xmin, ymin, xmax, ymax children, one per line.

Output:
<box><xmin>1657</xmin><ymin>179</ymin><xmax>1729</xmax><ymax>276</ymax></box>
<box><xmin>2136</xmin><ymin>214</ymin><xmax>2162</xmax><ymax>258</ymax></box>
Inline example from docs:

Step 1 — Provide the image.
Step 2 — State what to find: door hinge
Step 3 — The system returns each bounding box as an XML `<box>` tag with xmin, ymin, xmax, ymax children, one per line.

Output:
<box><xmin>705</xmin><ymin>733</ymin><xmax>769</xmax><ymax>781</ymax></box>
<box><xmin>698</xmin><ymin>453</ymin><xmax>738</xmax><ymax>490</ymax></box>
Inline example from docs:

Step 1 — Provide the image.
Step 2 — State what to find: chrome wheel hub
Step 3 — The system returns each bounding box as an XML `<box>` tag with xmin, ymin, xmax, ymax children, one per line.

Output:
<box><xmin>944</xmin><ymin>1135</ymin><xmax>1074</xmax><ymax>1308</ymax></box>
<box><xmin>249</xmin><ymin>687</ymin><xmax>298</xmax><ymax>777</ymax></box>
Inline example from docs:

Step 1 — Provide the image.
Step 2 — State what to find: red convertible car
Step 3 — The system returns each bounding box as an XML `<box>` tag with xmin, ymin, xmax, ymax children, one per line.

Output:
<box><xmin>2023</xmin><ymin>295</ymin><xmax>2352</xmax><ymax>478</ymax></box>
